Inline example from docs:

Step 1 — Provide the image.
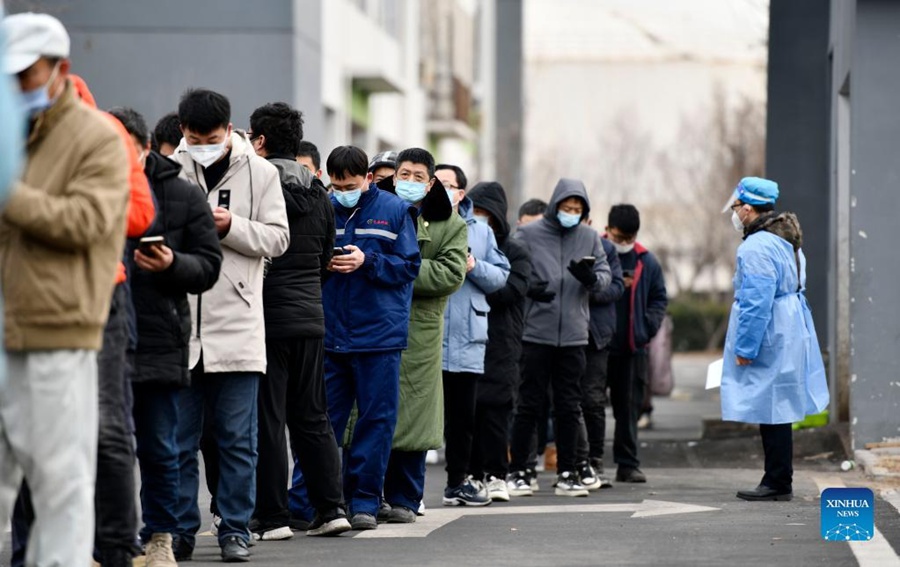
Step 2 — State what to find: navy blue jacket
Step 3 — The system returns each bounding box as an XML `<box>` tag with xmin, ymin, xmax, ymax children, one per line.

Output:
<box><xmin>588</xmin><ymin>237</ymin><xmax>625</xmax><ymax>350</ymax></box>
<box><xmin>610</xmin><ymin>242</ymin><xmax>667</xmax><ymax>354</ymax></box>
<box><xmin>323</xmin><ymin>186</ymin><xmax>421</xmax><ymax>353</ymax></box>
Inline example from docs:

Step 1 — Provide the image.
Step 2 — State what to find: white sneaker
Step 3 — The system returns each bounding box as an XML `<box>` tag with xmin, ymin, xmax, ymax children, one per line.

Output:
<box><xmin>417</xmin><ymin>501</ymin><xmax>426</xmax><ymax>516</ymax></box>
<box><xmin>251</xmin><ymin>525</ymin><xmax>293</xmax><ymax>541</ymax></box>
<box><xmin>210</xmin><ymin>514</ymin><xmax>222</xmax><ymax>536</ymax></box>
<box><xmin>486</xmin><ymin>476</ymin><xmax>510</xmax><ymax>502</ymax></box>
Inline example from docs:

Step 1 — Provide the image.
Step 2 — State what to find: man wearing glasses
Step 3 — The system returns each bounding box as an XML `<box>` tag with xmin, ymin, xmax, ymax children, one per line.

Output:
<box><xmin>380</xmin><ymin>148</ymin><xmax>468</xmax><ymax>523</ymax></box>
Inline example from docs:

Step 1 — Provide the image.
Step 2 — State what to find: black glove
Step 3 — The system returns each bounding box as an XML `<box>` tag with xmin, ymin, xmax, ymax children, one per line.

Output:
<box><xmin>526</xmin><ymin>280</ymin><xmax>557</xmax><ymax>303</ymax></box>
<box><xmin>568</xmin><ymin>258</ymin><xmax>598</xmax><ymax>288</ymax></box>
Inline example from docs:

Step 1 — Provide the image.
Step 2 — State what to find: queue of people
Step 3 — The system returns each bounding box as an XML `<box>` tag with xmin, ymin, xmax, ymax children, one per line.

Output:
<box><xmin>0</xmin><ymin>9</ymin><xmax>829</xmax><ymax>567</ymax></box>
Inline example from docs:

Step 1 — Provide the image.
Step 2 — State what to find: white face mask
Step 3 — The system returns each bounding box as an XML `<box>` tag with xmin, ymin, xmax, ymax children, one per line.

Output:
<box><xmin>731</xmin><ymin>210</ymin><xmax>745</xmax><ymax>232</ymax></box>
<box><xmin>187</xmin><ymin>142</ymin><xmax>227</xmax><ymax>168</ymax></box>
<box><xmin>613</xmin><ymin>242</ymin><xmax>635</xmax><ymax>254</ymax></box>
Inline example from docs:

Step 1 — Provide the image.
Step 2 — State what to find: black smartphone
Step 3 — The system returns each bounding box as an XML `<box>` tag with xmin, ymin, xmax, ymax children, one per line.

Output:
<box><xmin>139</xmin><ymin>235</ymin><xmax>165</xmax><ymax>253</ymax></box>
<box><xmin>581</xmin><ymin>256</ymin><xmax>596</xmax><ymax>263</ymax></box>
<box><xmin>623</xmin><ymin>269</ymin><xmax>635</xmax><ymax>278</ymax></box>
<box><xmin>333</xmin><ymin>246</ymin><xmax>348</xmax><ymax>255</ymax></box>
<box><xmin>218</xmin><ymin>189</ymin><xmax>231</xmax><ymax>210</ymax></box>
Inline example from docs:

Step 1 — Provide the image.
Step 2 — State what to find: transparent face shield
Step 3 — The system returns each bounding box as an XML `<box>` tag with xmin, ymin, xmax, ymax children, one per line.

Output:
<box><xmin>721</xmin><ymin>188</ymin><xmax>741</xmax><ymax>214</ymax></box>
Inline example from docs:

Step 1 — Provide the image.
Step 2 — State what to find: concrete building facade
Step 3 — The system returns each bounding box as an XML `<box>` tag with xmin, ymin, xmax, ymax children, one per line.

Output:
<box><xmin>768</xmin><ymin>0</ymin><xmax>900</xmax><ymax>451</ymax></box>
<box><xmin>6</xmin><ymin>0</ymin><xmax>519</xmax><ymax>186</ymax></box>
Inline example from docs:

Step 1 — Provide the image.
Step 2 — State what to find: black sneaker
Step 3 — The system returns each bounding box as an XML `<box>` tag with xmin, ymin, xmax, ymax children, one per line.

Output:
<box><xmin>555</xmin><ymin>471</ymin><xmax>589</xmax><ymax>497</ymax></box>
<box><xmin>288</xmin><ymin>516</ymin><xmax>310</xmax><ymax>531</ymax></box>
<box><xmin>616</xmin><ymin>467</ymin><xmax>647</xmax><ymax>483</ymax></box>
<box><xmin>350</xmin><ymin>512</ymin><xmax>378</xmax><ymax>530</ymax></box>
<box><xmin>577</xmin><ymin>462</ymin><xmax>602</xmax><ymax>491</ymax></box>
<box><xmin>172</xmin><ymin>535</ymin><xmax>193</xmax><ymax>561</ymax></box>
<box><xmin>443</xmin><ymin>479</ymin><xmax>492</xmax><ymax>506</ymax></box>
<box><xmin>220</xmin><ymin>536</ymin><xmax>250</xmax><ymax>563</ymax></box>
<box><xmin>307</xmin><ymin>508</ymin><xmax>352</xmax><ymax>536</ymax></box>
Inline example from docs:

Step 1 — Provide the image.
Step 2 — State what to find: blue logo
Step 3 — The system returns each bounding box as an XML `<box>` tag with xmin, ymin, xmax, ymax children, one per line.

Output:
<box><xmin>821</xmin><ymin>487</ymin><xmax>874</xmax><ymax>541</ymax></box>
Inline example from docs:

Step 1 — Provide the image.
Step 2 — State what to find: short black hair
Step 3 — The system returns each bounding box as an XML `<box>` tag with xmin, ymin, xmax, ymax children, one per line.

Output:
<box><xmin>152</xmin><ymin>112</ymin><xmax>182</xmax><ymax>151</ymax></box>
<box><xmin>608</xmin><ymin>204</ymin><xmax>641</xmax><ymax>235</ymax></box>
<box><xmin>249</xmin><ymin>102</ymin><xmax>303</xmax><ymax>156</ymax></box>
<box><xmin>108</xmin><ymin>106</ymin><xmax>149</xmax><ymax>145</ymax></box>
<box><xmin>518</xmin><ymin>198</ymin><xmax>547</xmax><ymax>219</ymax></box>
<box><xmin>326</xmin><ymin>146</ymin><xmax>368</xmax><ymax>179</ymax></box>
<box><xmin>297</xmin><ymin>140</ymin><xmax>321</xmax><ymax>170</ymax></box>
<box><xmin>396</xmin><ymin>147</ymin><xmax>435</xmax><ymax>178</ymax></box>
<box><xmin>178</xmin><ymin>88</ymin><xmax>230</xmax><ymax>134</ymax></box>
<box><xmin>435</xmin><ymin>164</ymin><xmax>467</xmax><ymax>190</ymax></box>
<box><xmin>743</xmin><ymin>201</ymin><xmax>775</xmax><ymax>214</ymax></box>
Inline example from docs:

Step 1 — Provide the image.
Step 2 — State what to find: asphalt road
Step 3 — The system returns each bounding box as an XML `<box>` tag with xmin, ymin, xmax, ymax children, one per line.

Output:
<box><xmin>3</xmin><ymin>353</ymin><xmax>897</xmax><ymax>566</ymax></box>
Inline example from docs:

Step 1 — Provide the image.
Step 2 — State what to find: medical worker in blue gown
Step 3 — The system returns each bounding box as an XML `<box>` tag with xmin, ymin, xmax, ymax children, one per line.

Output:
<box><xmin>721</xmin><ymin>177</ymin><xmax>829</xmax><ymax>502</ymax></box>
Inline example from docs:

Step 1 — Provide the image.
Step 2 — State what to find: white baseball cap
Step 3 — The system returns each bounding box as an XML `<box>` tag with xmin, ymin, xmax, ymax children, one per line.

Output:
<box><xmin>2</xmin><ymin>12</ymin><xmax>70</xmax><ymax>75</ymax></box>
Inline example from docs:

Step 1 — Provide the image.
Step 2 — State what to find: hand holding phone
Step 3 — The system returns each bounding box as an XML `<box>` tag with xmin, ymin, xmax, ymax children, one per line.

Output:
<box><xmin>135</xmin><ymin>236</ymin><xmax>174</xmax><ymax>272</ymax></box>
<box><xmin>328</xmin><ymin>244</ymin><xmax>365</xmax><ymax>273</ymax></box>
<box><xmin>138</xmin><ymin>235</ymin><xmax>165</xmax><ymax>253</ymax></box>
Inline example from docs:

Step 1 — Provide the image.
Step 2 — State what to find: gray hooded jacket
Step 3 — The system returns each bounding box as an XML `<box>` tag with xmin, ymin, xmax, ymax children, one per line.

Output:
<box><xmin>515</xmin><ymin>178</ymin><xmax>611</xmax><ymax>347</ymax></box>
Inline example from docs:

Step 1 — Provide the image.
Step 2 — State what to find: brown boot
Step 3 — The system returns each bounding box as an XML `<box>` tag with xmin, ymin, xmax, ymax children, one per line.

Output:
<box><xmin>145</xmin><ymin>533</ymin><xmax>178</xmax><ymax>567</ymax></box>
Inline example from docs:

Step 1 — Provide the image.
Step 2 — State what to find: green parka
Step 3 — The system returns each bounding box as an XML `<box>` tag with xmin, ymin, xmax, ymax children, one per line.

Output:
<box><xmin>392</xmin><ymin>184</ymin><xmax>467</xmax><ymax>451</ymax></box>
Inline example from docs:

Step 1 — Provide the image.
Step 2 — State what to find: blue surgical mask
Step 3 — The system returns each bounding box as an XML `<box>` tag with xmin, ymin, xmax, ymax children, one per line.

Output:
<box><xmin>396</xmin><ymin>180</ymin><xmax>428</xmax><ymax>204</ymax></box>
<box><xmin>474</xmin><ymin>214</ymin><xmax>490</xmax><ymax>225</ymax></box>
<box><xmin>446</xmin><ymin>189</ymin><xmax>457</xmax><ymax>207</ymax></box>
<box><xmin>20</xmin><ymin>61</ymin><xmax>61</xmax><ymax>118</ymax></box>
<box><xmin>334</xmin><ymin>188</ymin><xmax>362</xmax><ymax>208</ymax></box>
<box><xmin>557</xmin><ymin>211</ymin><xmax>581</xmax><ymax>228</ymax></box>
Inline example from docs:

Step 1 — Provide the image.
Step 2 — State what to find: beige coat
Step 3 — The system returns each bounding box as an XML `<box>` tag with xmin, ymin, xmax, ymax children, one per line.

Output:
<box><xmin>1</xmin><ymin>81</ymin><xmax>129</xmax><ymax>351</ymax></box>
<box><xmin>169</xmin><ymin>132</ymin><xmax>289</xmax><ymax>374</ymax></box>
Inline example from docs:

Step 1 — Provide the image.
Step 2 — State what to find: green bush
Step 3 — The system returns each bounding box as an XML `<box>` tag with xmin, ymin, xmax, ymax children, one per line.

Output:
<box><xmin>669</xmin><ymin>294</ymin><xmax>731</xmax><ymax>352</ymax></box>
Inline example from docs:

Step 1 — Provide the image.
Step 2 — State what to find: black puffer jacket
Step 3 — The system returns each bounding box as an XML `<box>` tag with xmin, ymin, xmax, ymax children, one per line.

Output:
<box><xmin>263</xmin><ymin>156</ymin><xmax>335</xmax><ymax>339</ymax></box>
<box><xmin>468</xmin><ymin>182</ymin><xmax>531</xmax><ymax>405</ymax></box>
<box><xmin>131</xmin><ymin>152</ymin><xmax>223</xmax><ymax>386</ymax></box>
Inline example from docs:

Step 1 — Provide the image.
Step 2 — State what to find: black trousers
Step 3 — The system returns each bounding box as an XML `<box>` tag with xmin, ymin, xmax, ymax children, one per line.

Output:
<box><xmin>254</xmin><ymin>337</ymin><xmax>344</xmax><ymax>527</ymax></box>
<box><xmin>443</xmin><ymin>371</ymin><xmax>480</xmax><ymax>488</ymax></box>
<box><xmin>511</xmin><ymin>343</ymin><xmax>585</xmax><ymax>474</ymax></box>
<box><xmin>577</xmin><ymin>344</ymin><xmax>609</xmax><ymax>466</ymax></box>
<box><xmin>760</xmin><ymin>423</ymin><xmax>793</xmax><ymax>491</ymax></box>
<box><xmin>469</xmin><ymin>401</ymin><xmax>513</xmax><ymax>481</ymax></box>
<box><xmin>608</xmin><ymin>351</ymin><xmax>648</xmax><ymax>470</ymax></box>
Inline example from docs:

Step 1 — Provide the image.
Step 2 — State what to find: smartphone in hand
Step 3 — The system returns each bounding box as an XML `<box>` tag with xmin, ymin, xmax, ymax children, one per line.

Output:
<box><xmin>333</xmin><ymin>246</ymin><xmax>348</xmax><ymax>255</ymax></box>
<box><xmin>139</xmin><ymin>235</ymin><xmax>165</xmax><ymax>254</ymax></box>
<box><xmin>217</xmin><ymin>189</ymin><xmax>231</xmax><ymax>210</ymax></box>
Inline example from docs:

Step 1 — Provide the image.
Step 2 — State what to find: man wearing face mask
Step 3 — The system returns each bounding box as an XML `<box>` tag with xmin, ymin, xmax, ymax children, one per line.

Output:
<box><xmin>319</xmin><ymin>145</ymin><xmax>420</xmax><ymax>531</ymax></box>
<box><xmin>507</xmin><ymin>179</ymin><xmax>611</xmax><ymax>498</ymax></box>
<box><xmin>722</xmin><ymin>177</ymin><xmax>828</xmax><ymax>502</ymax></box>
<box><xmin>0</xmin><ymin>12</ymin><xmax>131</xmax><ymax>566</ymax></box>
<box><xmin>168</xmin><ymin>88</ymin><xmax>289</xmax><ymax>562</ymax></box>
<box><xmin>604</xmin><ymin>204</ymin><xmax>667</xmax><ymax>485</ymax></box>
<box><xmin>434</xmin><ymin>164</ymin><xmax>509</xmax><ymax>507</ymax></box>
<box><xmin>379</xmin><ymin>148</ymin><xmax>468</xmax><ymax>523</ymax></box>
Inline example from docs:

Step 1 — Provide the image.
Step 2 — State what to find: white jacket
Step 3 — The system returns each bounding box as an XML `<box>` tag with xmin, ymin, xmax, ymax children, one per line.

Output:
<box><xmin>170</xmin><ymin>132</ymin><xmax>290</xmax><ymax>374</ymax></box>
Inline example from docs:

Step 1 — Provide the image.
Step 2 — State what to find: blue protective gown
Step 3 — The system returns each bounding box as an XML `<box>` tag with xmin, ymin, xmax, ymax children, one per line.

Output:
<box><xmin>721</xmin><ymin>230</ymin><xmax>829</xmax><ymax>424</ymax></box>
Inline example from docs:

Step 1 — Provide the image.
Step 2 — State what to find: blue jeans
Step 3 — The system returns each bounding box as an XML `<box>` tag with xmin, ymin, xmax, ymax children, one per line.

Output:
<box><xmin>323</xmin><ymin>350</ymin><xmax>401</xmax><ymax>516</ymax></box>
<box><xmin>174</xmin><ymin>368</ymin><xmax>259</xmax><ymax>548</ymax></box>
<box><xmin>133</xmin><ymin>382</ymin><xmax>180</xmax><ymax>540</ymax></box>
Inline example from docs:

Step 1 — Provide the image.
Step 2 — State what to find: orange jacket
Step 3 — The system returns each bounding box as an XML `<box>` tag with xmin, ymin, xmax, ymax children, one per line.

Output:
<box><xmin>70</xmin><ymin>75</ymin><xmax>155</xmax><ymax>283</ymax></box>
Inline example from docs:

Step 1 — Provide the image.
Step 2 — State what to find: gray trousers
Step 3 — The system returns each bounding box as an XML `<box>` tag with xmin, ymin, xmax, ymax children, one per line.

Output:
<box><xmin>0</xmin><ymin>349</ymin><xmax>98</xmax><ymax>567</ymax></box>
